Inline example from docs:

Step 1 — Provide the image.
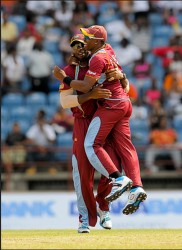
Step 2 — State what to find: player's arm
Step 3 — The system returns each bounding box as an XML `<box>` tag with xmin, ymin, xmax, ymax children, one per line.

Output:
<box><xmin>60</xmin><ymin>85</ymin><xmax>111</xmax><ymax>109</ymax></box>
<box><xmin>53</xmin><ymin>65</ymin><xmax>96</xmax><ymax>93</ymax></box>
<box><xmin>106</xmin><ymin>68</ymin><xmax>130</xmax><ymax>93</ymax></box>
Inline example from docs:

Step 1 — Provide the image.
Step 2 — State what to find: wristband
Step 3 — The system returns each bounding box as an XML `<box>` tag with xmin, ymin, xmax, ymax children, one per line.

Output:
<box><xmin>63</xmin><ymin>76</ymin><xmax>73</xmax><ymax>86</ymax></box>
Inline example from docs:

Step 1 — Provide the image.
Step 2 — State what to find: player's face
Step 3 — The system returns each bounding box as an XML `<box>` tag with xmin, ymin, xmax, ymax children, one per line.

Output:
<box><xmin>83</xmin><ymin>36</ymin><xmax>97</xmax><ymax>51</ymax></box>
<box><xmin>72</xmin><ymin>42</ymin><xmax>87</xmax><ymax>60</ymax></box>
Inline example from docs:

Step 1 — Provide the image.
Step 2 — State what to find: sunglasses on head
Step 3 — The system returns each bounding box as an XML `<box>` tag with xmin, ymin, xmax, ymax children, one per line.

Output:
<box><xmin>72</xmin><ymin>43</ymin><xmax>84</xmax><ymax>49</ymax></box>
<box><xmin>84</xmin><ymin>35</ymin><xmax>105</xmax><ymax>41</ymax></box>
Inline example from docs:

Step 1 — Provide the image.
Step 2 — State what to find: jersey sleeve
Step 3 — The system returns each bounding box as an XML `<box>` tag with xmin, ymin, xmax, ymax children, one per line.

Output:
<box><xmin>85</xmin><ymin>55</ymin><xmax>105</xmax><ymax>80</ymax></box>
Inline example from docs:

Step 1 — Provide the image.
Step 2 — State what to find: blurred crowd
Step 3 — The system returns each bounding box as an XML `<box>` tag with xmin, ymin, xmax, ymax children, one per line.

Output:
<box><xmin>1</xmin><ymin>0</ymin><xmax>182</xmax><ymax>175</ymax></box>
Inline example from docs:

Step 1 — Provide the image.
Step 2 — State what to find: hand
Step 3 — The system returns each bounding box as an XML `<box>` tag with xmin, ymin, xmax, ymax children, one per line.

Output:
<box><xmin>68</xmin><ymin>55</ymin><xmax>79</xmax><ymax>66</ymax></box>
<box><xmin>53</xmin><ymin>66</ymin><xmax>67</xmax><ymax>81</ymax></box>
<box><xmin>89</xmin><ymin>84</ymin><xmax>112</xmax><ymax>99</ymax></box>
<box><xmin>106</xmin><ymin>68</ymin><xmax>124</xmax><ymax>82</ymax></box>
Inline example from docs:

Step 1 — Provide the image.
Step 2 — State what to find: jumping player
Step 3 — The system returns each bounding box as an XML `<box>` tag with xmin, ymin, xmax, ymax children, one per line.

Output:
<box><xmin>56</xmin><ymin>25</ymin><xmax>147</xmax><ymax>215</ymax></box>
<box><xmin>53</xmin><ymin>34</ymin><xmax>125</xmax><ymax>233</ymax></box>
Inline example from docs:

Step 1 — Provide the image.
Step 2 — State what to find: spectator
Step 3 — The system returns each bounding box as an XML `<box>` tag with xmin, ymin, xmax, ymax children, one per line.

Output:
<box><xmin>128</xmin><ymin>82</ymin><xmax>138</xmax><ymax>103</ymax></box>
<box><xmin>2</xmin><ymin>122</ymin><xmax>27</xmax><ymax>173</ymax></box>
<box><xmin>105</xmin><ymin>15</ymin><xmax>132</xmax><ymax>43</ymax></box>
<box><xmin>54</xmin><ymin>0</ymin><xmax>73</xmax><ymax>28</ymax></box>
<box><xmin>26</xmin><ymin>1</ymin><xmax>54</xmax><ymax>15</ymax></box>
<box><xmin>1</xmin><ymin>11</ymin><xmax>18</xmax><ymax>44</ymax></box>
<box><xmin>131</xmin><ymin>98</ymin><xmax>148</xmax><ymax>120</ymax></box>
<box><xmin>16</xmin><ymin>26</ymin><xmax>36</xmax><ymax>59</ymax></box>
<box><xmin>26</xmin><ymin>41</ymin><xmax>55</xmax><ymax>94</ymax></box>
<box><xmin>50</xmin><ymin>106</ymin><xmax>74</xmax><ymax>134</ymax></box>
<box><xmin>132</xmin><ymin>52</ymin><xmax>151</xmax><ymax>98</ymax></box>
<box><xmin>59</xmin><ymin>28</ymin><xmax>73</xmax><ymax>66</ymax></box>
<box><xmin>131</xmin><ymin>15</ymin><xmax>151</xmax><ymax>53</ymax></box>
<box><xmin>163</xmin><ymin>70</ymin><xmax>182</xmax><ymax>96</ymax></box>
<box><xmin>114</xmin><ymin>37</ymin><xmax>142</xmax><ymax>67</ymax></box>
<box><xmin>168</xmin><ymin>50</ymin><xmax>182</xmax><ymax>74</ymax></box>
<box><xmin>26</xmin><ymin>110</ymin><xmax>56</xmax><ymax>167</ymax></box>
<box><xmin>1</xmin><ymin>43</ymin><xmax>26</xmax><ymax>94</ymax></box>
<box><xmin>149</xmin><ymin>99</ymin><xmax>166</xmax><ymax>129</ymax></box>
<box><xmin>132</xmin><ymin>0</ymin><xmax>150</xmax><ymax>21</ymax></box>
<box><xmin>164</xmin><ymin>72</ymin><xmax>182</xmax><ymax>119</ymax></box>
<box><xmin>152</xmin><ymin>43</ymin><xmax>182</xmax><ymax>71</ymax></box>
<box><xmin>145</xmin><ymin>116</ymin><xmax>182</xmax><ymax>173</ymax></box>
<box><xmin>145</xmin><ymin>77</ymin><xmax>162</xmax><ymax>106</ymax></box>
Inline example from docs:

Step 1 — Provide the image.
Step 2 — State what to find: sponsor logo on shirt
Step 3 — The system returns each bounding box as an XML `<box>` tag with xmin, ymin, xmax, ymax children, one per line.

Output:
<box><xmin>87</xmin><ymin>70</ymin><xmax>96</xmax><ymax>75</ymax></box>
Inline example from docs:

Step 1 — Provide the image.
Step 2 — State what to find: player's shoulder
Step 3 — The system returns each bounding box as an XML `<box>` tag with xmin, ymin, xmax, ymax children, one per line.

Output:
<box><xmin>64</xmin><ymin>65</ymin><xmax>76</xmax><ymax>77</ymax></box>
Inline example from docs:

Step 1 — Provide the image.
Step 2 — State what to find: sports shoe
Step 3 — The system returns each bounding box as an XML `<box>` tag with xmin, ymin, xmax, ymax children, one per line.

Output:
<box><xmin>105</xmin><ymin>176</ymin><xmax>133</xmax><ymax>203</ymax></box>
<box><xmin>122</xmin><ymin>187</ymin><xmax>147</xmax><ymax>215</ymax></box>
<box><xmin>97</xmin><ymin>207</ymin><xmax>112</xmax><ymax>230</ymax></box>
<box><xmin>78</xmin><ymin>223</ymin><xmax>90</xmax><ymax>233</ymax></box>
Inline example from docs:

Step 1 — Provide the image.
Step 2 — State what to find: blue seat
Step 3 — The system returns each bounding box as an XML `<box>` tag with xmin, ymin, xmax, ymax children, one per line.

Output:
<box><xmin>87</xmin><ymin>3</ymin><xmax>97</xmax><ymax>15</ymax></box>
<box><xmin>151</xmin><ymin>37</ymin><xmax>169</xmax><ymax>48</ymax></box>
<box><xmin>52</xmin><ymin>52</ymin><xmax>63</xmax><ymax>66</ymax></box>
<box><xmin>55</xmin><ymin>132</ymin><xmax>73</xmax><ymax>161</ymax></box>
<box><xmin>152</xmin><ymin>25</ymin><xmax>174</xmax><ymax>39</ymax></box>
<box><xmin>25</xmin><ymin>92</ymin><xmax>47</xmax><ymax>106</ymax></box>
<box><xmin>43</xmin><ymin>40</ymin><xmax>59</xmax><ymax>53</ymax></box>
<box><xmin>149</xmin><ymin>13</ymin><xmax>163</xmax><ymax>26</ymax></box>
<box><xmin>99</xmin><ymin>2</ymin><xmax>118</xmax><ymax>13</ymax></box>
<box><xmin>1</xmin><ymin>106</ymin><xmax>9</xmax><ymax>122</ymax></box>
<box><xmin>177</xmin><ymin>131</ymin><xmax>182</xmax><ymax>142</ymax></box>
<box><xmin>48</xmin><ymin>92</ymin><xmax>60</xmax><ymax>107</ymax></box>
<box><xmin>130</xmin><ymin>119</ymin><xmax>149</xmax><ymax>132</ymax></box>
<box><xmin>2</xmin><ymin>93</ymin><xmax>25</xmax><ymax>107</ymax></box>
<box><xmin>10</xmin><ymin>106</ymin><xmax>33</xmax><ymax>124</ymax></box>
<box><xmin>173</xmin><ymin>116</ymin><xmax>182</xmax><ymax>130</ymax></box>
<box><xmin>1</xmin><ymin>121</ymin><xmax>8</xmax><ymax>142</ymax></box>
<box><xmin>9</xmin><ymin>15</ymin><xmax>27</xmax><ymax>33</ymax></box>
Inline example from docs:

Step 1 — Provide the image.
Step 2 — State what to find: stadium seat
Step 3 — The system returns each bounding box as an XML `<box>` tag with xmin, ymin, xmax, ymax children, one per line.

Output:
<box><xmin>55</xmin><ymin>132</ymin><xmax>73</xmax><ymax>161</ymax></box>
<box><xmin>177</xmin><ymin>131</ymin><xmax>182</xmax><ymax>142</ymax></box>
<box><xmin>149</xmin><ymin>13</ymin><xmax>163</xmax><ymax>26</ymax></box>
<box><xmin>1</xmin><ymin>106</ymin><xmax>9</xmax><ymax>122</ymax></box>
<box><xmin>43</xmin><ymin>40</ymin><xmax>60</xmax><ymax>53</ymax></box>
<box><xmin>1</xmin><ymin>120</ymin><xmax>8</xmax><ymax>142</ymax></box>
<box><xmin>130</xmin><ymin>119</ymin><xmax>149</xmax><ymax>132</ymax></box>
<box><xmin>173</xmin><ymin>116</ymin><xmax>182</xmax><ymax>130</ymax></box>
<box><xmin>48</xmin><ymin>92</ymin><xmax>60</xmax><ymax>107</ymax></box>
<box><xmin>152</xmin><ymin>25</ymin><xmax>174</xmax><ymax>39</ymax></box>
<box><xmin>9</xmin><ymin>106</ymin><xmax>33</xmax><ymax>124</ymax></box>
<box><xmin>2</xmin><ymin>93</ymin><xmax>25</xmax><ymax>107</ymax></box>
<box><xmin>52</xmin><ymin>52</ymin><xmax>64</xmax><ymax>66</ymax></box>
<box><xmin>9</xmin><ymin>15</ymin><xmax>27</xmax><ymax>33</ymax></box>
<box><xmin>87</xmin><ymin>3</ymin><xmax>97</xmax><ymax>15</ymax></box>
<box><xmin>151</xmin><ymin>37</ymin><xmax>169</xmax><ymax>48</ymax></box>
<box><xmin>25</xmin><ymin>92</ymin><xmax>47</xmax><ymax>107</ymax></box>
<box><xmin>98</xmin><ymin>2</ymin><xmax>118</xmax><ymax>13</ymax></box>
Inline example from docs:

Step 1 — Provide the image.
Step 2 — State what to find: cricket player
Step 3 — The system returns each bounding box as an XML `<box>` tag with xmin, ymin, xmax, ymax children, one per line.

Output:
<box><xmin>56</xmin><ymin>25</ymin><xmax>147</xmax><ymax>215</ymax></box>
<box><xmin>54</xmin><ymin>34</ymin><xmax>125</xmax><ymax>233</ymax></box>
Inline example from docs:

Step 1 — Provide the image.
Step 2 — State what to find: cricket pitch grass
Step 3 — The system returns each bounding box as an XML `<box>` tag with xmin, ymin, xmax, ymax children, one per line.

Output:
<box><xmin>2</xmin><ymin>229</ymin><xmax>182</xmax><ymax>249</ymax></box>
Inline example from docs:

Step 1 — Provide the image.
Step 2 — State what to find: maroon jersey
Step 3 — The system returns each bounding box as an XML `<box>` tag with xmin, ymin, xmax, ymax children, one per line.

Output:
<box><xmin>59</xmin><ymin>65</ymin><xmax>97</xmax><ymax>118</ymax></box>
<box><xmin>85</xmin><ymin>44</ymin><xmax>128</xmax><ymax>109</ymax></box>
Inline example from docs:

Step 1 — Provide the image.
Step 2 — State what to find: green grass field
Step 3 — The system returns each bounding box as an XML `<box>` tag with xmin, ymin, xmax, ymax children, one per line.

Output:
<box><xmin>2</xmin><ymin>229</ymin><xmax>182</xmax><ymax>249</ymax></box>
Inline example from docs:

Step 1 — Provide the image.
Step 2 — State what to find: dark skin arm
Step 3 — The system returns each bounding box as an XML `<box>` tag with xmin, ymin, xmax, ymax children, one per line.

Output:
<box><xmin>77</xmin><ymin>84</ymin><xmax>112</xmax><ymax>104</ymax></box>
<box><xmin>53</xmin><ymin>66</ymin><xmax>126</xmax><ymax>93</ymax></box>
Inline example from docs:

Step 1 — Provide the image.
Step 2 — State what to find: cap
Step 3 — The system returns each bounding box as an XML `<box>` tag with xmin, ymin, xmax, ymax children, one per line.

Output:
<box><xmin>70</xmin><ymin>34</ymin><xmax>85</xmax><ymax>47</ymax></box>
<box><xmin>80</xmin><ymin>25</ymin><xmax>107</xmax><ymax>42</ymax></box>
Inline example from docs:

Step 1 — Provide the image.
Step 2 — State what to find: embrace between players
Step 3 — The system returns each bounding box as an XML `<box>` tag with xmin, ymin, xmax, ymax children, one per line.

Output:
<box><xmin>53</xmin><ymin>25</ymin><xmax>147</xmax><ymax>233</ymax></box>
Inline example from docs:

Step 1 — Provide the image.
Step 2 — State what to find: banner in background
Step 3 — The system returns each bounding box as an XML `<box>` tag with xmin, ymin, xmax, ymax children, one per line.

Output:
<box><xmin>2</xmin><ymin>190</ymin><xmax>182</xmax><ymax>230</ymax></box>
